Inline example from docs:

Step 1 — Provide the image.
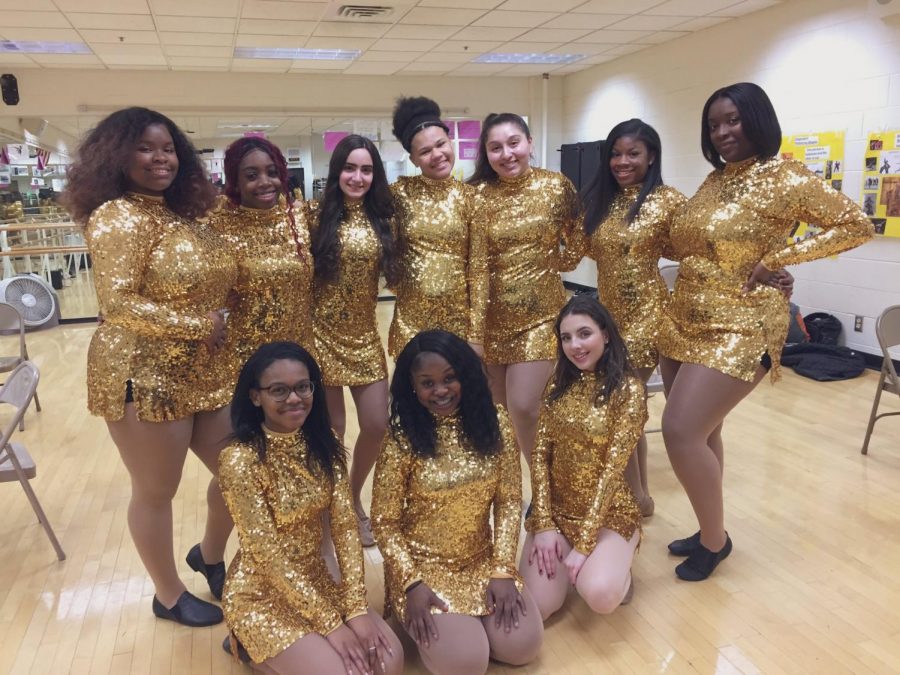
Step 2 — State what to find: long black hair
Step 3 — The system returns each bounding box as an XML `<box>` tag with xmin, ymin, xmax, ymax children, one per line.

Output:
<box><xmin>701</xmin><ymin>82</ymin><xmax>782</xmax><ymax>170</ymax></box>
<box><xmin>466</xmin><ymin>112</ymin><xmax>531</xmax><ymax>185</ymax></box>
<box><xmin>310</xmin><ymin>134</ymin><xmax>399</xmax><ymax>286</ymax></box>
<box><xmin>550</xmin><ymin>295</ymin><xmax>635</xmax><ymax>405</ymax></box>
<box><xmin>390</xmin><ymin>330</ymin><xmax>500</xmax><ymax>458</ymax></box>
<box><xmin>231</xmin><ymin>341</ymin><xmax>345</xmax><ymax>480</ymax></box>
<box><xmin>582</xmin><ymin>119</ymin><xmax>663</xmax><ymax>236</ymax></box>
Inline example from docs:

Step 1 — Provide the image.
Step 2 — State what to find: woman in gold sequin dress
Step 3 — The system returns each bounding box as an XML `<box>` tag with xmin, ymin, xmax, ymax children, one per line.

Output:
<box><xmin>658</xmin><ymin>83</ymin><xmax>873</xmax><ymax>581</ymax></box>
<box><xmin>521</xmin><ymin>296</ymin><xmax>646</xmax><ymax>619</ymax></box>
<box><xmin>372</xmin><ymin>330</ymin><xmax>542</xmax><ymax>675</ymax></box>
<box><xmin>65</xmin><ymin>108</ymin><xmax>236</xmax><ymax>626</ymax></box>
<box><xmin>468</xmin><ymin>113</ymin><xmax>583</xmax><ymax>463</ymax></box>
<box><xmin>310</xmin><ymin>135</ymin><xmax>399</xmax><ymax>546</ymax></box>
<box><xmin>388</xmin><ymin>96</ymin><xmax>485</xmax><ymax>358</ymax></box>
<box><xmin>221</xmin><ymin>342</ymin><xmax>403</xmax><ymax>674</ymax></box>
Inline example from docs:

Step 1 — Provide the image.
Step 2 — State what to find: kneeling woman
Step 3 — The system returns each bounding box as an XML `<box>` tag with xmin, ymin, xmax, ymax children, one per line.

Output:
<box><xmin>372</xmin><ymin>331</ymin><xmax>542</xmax><ymax>675</ymax></box>
<box><xmin>521</xmin><ymin>296</ymin><xmax>647</xmax><ymax>619</ymax></box>
<box><xmin>219</xmin><ymin>342</ymin><xmax>403</xmax><ymax>675</ymax></box>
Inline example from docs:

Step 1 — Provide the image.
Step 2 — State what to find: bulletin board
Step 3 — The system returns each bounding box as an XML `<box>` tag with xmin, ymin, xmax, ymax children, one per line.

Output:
<box><xmin>861</xmin><ymin>130</ymin><xmax>900</xmax><ymax>237</ymax></box>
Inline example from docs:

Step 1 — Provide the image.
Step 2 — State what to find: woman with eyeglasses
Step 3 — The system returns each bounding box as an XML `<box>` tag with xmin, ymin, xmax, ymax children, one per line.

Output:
<box><xmin>220</xmin><ymin>341</ymin><xmax>403</xmax><ymax>675</ymax></box>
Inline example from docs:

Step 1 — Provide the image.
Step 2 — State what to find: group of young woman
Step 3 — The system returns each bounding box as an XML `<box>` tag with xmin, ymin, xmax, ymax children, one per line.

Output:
<box><xmin>64</xmin><ymin>81</ymin><xmax>873</xmax><ymax>674</ymax></box>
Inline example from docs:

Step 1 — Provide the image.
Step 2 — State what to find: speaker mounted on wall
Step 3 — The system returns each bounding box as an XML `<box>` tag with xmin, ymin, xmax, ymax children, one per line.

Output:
<box><xmin>1</xmin><ymin>74</ymin><xmax>20</xmax><ymax>106</ymax></box>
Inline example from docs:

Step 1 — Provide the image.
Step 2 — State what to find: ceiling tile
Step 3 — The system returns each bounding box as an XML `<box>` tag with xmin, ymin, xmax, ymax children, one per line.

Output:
<box><xmin>68</xmin><ymin>13</ymin><xmax>156</xmax><ymax>30</ymax></box>
<box><xmin>449</xmin><ymin>26</ymin><xmax>527</xmax><ymax>41</ymax></box>
<box><xmin>289</xmin><ymin>59</ymin><xmax>348</xmax><ymax>71</ymax></box>
<box><xmin>55</xmin><ymin>0</ymin><xmax>149</xmax><ymax>11</ymax></box>
<box><xmin>150</xmin><ymin>0</ymin><xmax>238</xmax><ymax>17</ymax></box>
<box><xmin>400</xmin><ymin>62</ymin><xmax>454</xmax><ymax>73</ymax></box>
<box><xmin>573</xmin><ymin>0</ymin><xmax>660</xmax><ymax>12</ymax></box>
<box><xmin>417</xmin><ymin>50</ymin><xmax>482</xmax><ymax>62</ymax></box>
<box><xmin>342</xmin><ymin>61</ymin><xmax>406</xmax><ymax>75</ymax></box>
<box><xmin>0</xmin><ymin>53</ymin><xmax>37</xmax><ymax>65</ymax></box>
<box><xmin>160</xmin><ymin>32</ymin><xmax>233</xmax><ymax>46</ymax></box>
<box><xmin>431</xmin><ymin>40</ymin><xmax>503</xmax><ymax>54</ymax></box>
<box><xmin>356</xmin><ymin>50</ymin><xmax>417</xmax><ymax>62</ymax></box>
<box><xmin>78</xmin><ymin>29</ymin><xmax>160</xmax><ymax>44</ymax></box>
<box><xmin>501</xmin><ymin>63</ymin><xmax>563</xmax><ymax>75</ymax></box>
<box><xmin>473</xmin><ymin>10</ymin><xmax>557</xmax><ymax>28</ymax></box>
<box><xmin>400</xmin><ymin>7</ymin><xmax>488</xmax><ymax>26</ymax></box>
<box><xmin>303</xmin><ymin>37</ymin><xmax>376</xmax><ymax>50</ymax></box>
<box><xmin>602</xmin><ymin>43</ymin><xmax>649</xmax><ymax>56</ymax></box>
<box><xmin>167</xmin><ymin>56</ymin><xmax>231</xmax><ymax>67</ymax></box>
<box><xmin>0</xmin><ymin>28</ymin><xmax>83</xmax><ymax>41</ymax></box>
<box><xmin>231</xmin><ymin>57</ymin><xmax>292</xmax><ymax>71</ymax></box>
<box><xmin>417</xmin><ymin>0</ymin><xmax>502</xmax><ymax>7</ymax></box>
<box><xmin>0</xmin><ymin>0</ymin><xmax>57</xmax><ymax>9</ymax></box>
<box><xmin>238</xmin><ymin>19</ymin><xmax>316</xmax><ymax>36</ymax></box>
<box><xmin>562</xmin><ymin>43</ymin><xmax>616</xmax><ymax>55</ymax></box>
<box><xmin>448</xmin><ymin>62</ymin><xmax>510</xmax><ymax>75</ymax></box>
<box><xmin>313</xmin><ymin>22</ymin><xmax>388</xmax><ymax>38</ymax></box>
<box><xmin>241</xmin><ymin>0</ymin><xmax>326</xmax><ymax>21</ymax></box>
<box><xmin>156</xmin><ymin>16</ymin><xmax>235</xmax><ymax>32</ymax></box>
<box><xmin>609</xmin><ymin>14</ymin><xmax>690</xmax><ymax>30</ymax></box>
<box><xmin>576</xmin><ymin>29</ymin><xmax>653</xmax><ymax>43</ymax></box>
<box><xmin>498</xmin><ymin>0</ymin><xmax>585</xmax><ymax>9</ymax></box>
<box><xmin>637</xmin><ymin>30</ymin><xmax>690</xmax><ymax>44</ymax></box>
<box><xmin>90</xmin><ymin>43</ymin><xmax>166</xmax><ymax>56</ymax></box>
<box><xmin>583</xmin><ymin>53</ymin><xmax>617</xmax><ymax>64</ymax></box>
<box><xmin>496</xmin><ymin>41</ymin><xmax>565</xmax><ymax>53</ymax></box>
<box><xmin>235</xmin><ymin>34</ymin><xmax>305</xmax><ymax>48</ymax></box>
<box><xmin>2</xmin><ymin>10</ymin><xmax>70</xmax><ymax>28</ymax></box>
<box><xmin>541</xmin><ymin>13</ymin><xmax>627</xmax><ymax>29</ymax></box>
<box><xmin>106</xmin><ymin>63</ymin><xmax>167</xmax><ymax>69</ymax></box>
<box><xmin>712</xmin><ymin>0</ymin><xmax>781</xmax><ymax>17</ymax></box>
<box><xmin>99</xmin><ymin>53</ymin><xmax>167</xmax><ymax>65</ymax></box>
<box><xmin>371</xmin><ymin>38</ymin><xmax>438</xmax><ymax>52</ymax></box>
<box><xmin>382</xmin><ymin>24</ymin><xmax>459</xmax><ymax>40</ymax></box>
<box><xmin>644</xmin><ymin>0</ymin><xmax>738</xmax><ymax>16</ymax></box>
<box><xmin>164</xmin><ymin>44</ymin><xmax>231</xmax><ymax>57</ymax></box>
<box><xmin>674</xmin><ymin>16</ymin><xmax>729</xmax><ymax>30</ymax></box>
<box><xmin>516</xmin><ymin>27</ymin><xmax>594</xmax><ymax>42</ymax></box>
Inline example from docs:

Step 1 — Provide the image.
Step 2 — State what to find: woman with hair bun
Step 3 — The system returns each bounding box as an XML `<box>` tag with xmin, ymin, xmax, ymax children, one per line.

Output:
<box><xmin>388</xmin><ymin>96</ymin><xmax>485</xmax><ymax>358</ymax></box>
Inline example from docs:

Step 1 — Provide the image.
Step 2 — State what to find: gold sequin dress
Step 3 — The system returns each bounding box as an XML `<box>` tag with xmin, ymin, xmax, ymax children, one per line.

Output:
<box><xmin>388</xmin><ymin>175</ymin><xmax>485</xmax><ymax>356</ymax></box>
<box><xmin>84</xmin><ymin>194</ymin><xmax>237</xmax><ymax>422</ymax></box>
<box><xmin>219</xmin><ymin>428</ymin><xmax>367</xmax><ymax>663</ymax></box>
<box><xmin>472</xmin><ymin>168</ymin><xmax>582</xmax><ymax>364</ymax></box>
<box><xmin>526</xmin><ymin>373</ymin><xmax>647</xmax><ymax>553</ymax></box>
<box><xmin>660</xmin><ymin>157</ymin><xmax>873</xmax><ymax>382</ymax></box>
<box><xmin>590</xmin><ymin>185</ymin><xmax>686</xmax><ymax>369</ymax></box>
<box><xmin>371</xmin><ymin>406</ymin><xmax>522</xmax><ymax>620</ymax></box>
<box><xmin>309</xmin><ymin>200</ymin><xmax>387</xmax><ymax>387</ymax></box>
<box><xmin>205</xmin><ymin>197</ymin><xmax>314</xmax><ymax>407</ymax></box>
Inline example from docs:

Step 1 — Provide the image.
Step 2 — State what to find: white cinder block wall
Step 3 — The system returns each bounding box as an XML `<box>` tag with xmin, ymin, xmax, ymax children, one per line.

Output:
<box><xmin>560</xmin><ymin>0</ymin><xmax>900</xmax><ymax>357</ymax></box>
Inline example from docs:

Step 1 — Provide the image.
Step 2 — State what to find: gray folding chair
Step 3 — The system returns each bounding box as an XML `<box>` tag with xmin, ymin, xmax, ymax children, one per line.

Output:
<box><xmin>861</xmin><ymin>305</ymin><xmax>900</xmax><ymax>455</ymax></box>
<box><xmin>0</xmin><ymin>302</ymin><xmax>42</xmax><ymax>431</ymax></box>
<box><xmin>0</xmin><ymin>361</ymin><xmax>65</xmax><ymax>560</ymax></box>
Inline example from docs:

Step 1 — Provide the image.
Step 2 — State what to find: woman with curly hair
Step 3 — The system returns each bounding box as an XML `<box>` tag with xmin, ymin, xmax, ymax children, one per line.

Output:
<box><xmin>372</xmin><ymin>330</ymin><xmax>542</xmax><ymax>675</ymax></box>
<box><xmin>387</xmin><ymin>96</ymin><xmax>485</xmax><ymax>358</ymax></box>
<box><xmin>219</xmin><ymin>341</ymin><xmax>403</xmax><ymax>675</ymax></box>
<box><xmin>310</xmin><ymin>134</ymin><xmax>399</xmax><ymax>546</ymax></box>
<box><xmin>64</xmin><ymin>107</ymin><xmax>237</xmax><ymax>626</ymax></box>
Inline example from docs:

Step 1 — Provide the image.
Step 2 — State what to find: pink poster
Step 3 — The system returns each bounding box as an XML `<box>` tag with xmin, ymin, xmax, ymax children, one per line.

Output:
<box><xmin>442</xmin><ymin>120</ymin><xmax>456</xmax><ymax>139</ymax></box>
<box><xmin>324</xmin><ymin>131</ymin><xmax>350</xmax><ymax>152</ymax></box>
<box><xmin>459</xmin><ymin>141</ymin><xmax>479</xmax><ymax>161</ymax></box>
<box><xmin>457</xmin><ymin>120</ymin><xmax>481</xmax><ymax>140</ymax></box>
<box><xmin>243</xmin><ymin>131</ymin><xmax>267</xmax><ymax>139</ymax></box>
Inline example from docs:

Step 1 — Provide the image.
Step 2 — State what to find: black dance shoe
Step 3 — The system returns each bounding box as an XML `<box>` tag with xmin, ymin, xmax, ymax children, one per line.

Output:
<box><xmin>222</xmin><ymin>635</ymin><xmax>252</xmax><ymax>663</ymax></box>
<box><xmin>667</xmin><ymin>530</ymin><xmax>701</xmax><ymax>557</ymax></box>
<box><xmin>152</xmin><ymin>591</ymin><xmax>223</xmax><ymax>627</ymax></box>
<box><xmin>186</xmin><ymin>543</ymin><xmax>226</xmax><ymax>600</ymax></box>
<box><xmin>675</xmin><ymin>535</ymin><xmax>732</xmax><ymax>582</ymax></box>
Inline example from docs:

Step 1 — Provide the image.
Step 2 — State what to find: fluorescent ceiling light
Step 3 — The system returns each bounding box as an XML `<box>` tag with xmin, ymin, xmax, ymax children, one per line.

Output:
<box><xmin>472</xmin><ymin>53</ymin><xmax>585</xmax><ymax>65</ymax></box>
<box><xmin>234</xmin><ymin>47</ymin><xmax>360</xmax><ymax>61</ymax></box>
<box><xmin>0</xmin><ymin>40</ymin><xmax>91</xmax><ymax>54</ymax></box>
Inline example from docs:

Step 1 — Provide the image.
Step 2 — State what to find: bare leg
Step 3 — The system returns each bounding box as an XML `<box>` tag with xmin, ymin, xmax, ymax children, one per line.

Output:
<box><xmin>661</xmin><ymin>362</ymin><xmax>766</xmax><ymax>552</ymax></box>
<box><xmin>408</xmin><ymin>613</ymin><xmax>490</xmax><ymax>675</ymax></box>
<box><xmin>486</xmin><ymin>363</ymin><xmax>507</xmax><ymax>407</ymax></box>
<box><xmin>190</xmin><ymin>404</ymin><xmax>234</xmax><ymax>563</ymax></box>
<box><xmin>106</xmin><ymin>406</ymin><xmax>193</xmax><ymax>608</ymax></box>
<box><xmin>481</xmin><ymin>586</ymin><xmax>543</xmax><ymax>666</ymax></box>
<box><xmin>325</xmin><ymin>386</ymin><xmax>347</xmax><ymax>441</ymax></box>
<box><xmin>518</xmin><ymin>532</ymin><xmax>571</xmax><ymax>621</ymax></box>
<box><xmin>348</xmin><ymin>379</ymin><xmax>389</xmax><ymax>505</ymax></box>
<box><xmin>575</xmin><ymin>529</ymin><xmax>640</xmax><ymax>614</ymax></box>
<box><xmin>504</xmin><ymin>360</ymin><xmax>555</xmax><ymax>464</ymax></box>
<box><xmin>625</xmin><ymin>366</ymin><xmax>655</xmax><ymax>515</ymax></box>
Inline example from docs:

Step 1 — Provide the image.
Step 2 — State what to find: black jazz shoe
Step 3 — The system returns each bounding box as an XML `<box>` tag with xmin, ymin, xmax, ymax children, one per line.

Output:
<box><xmin>222</xmin><ymin>635</ymin><xmax>252</xmax><ymax>663</ymax></box>
<box><xmin>667</xmin><ymin>530</ymin><xmax>701</xmax><ymax>557</ymax></box>
<box><xmin>152</xmin><ymin>591</ymin><xmax>223</xmax><ymax>627</ymax></box>
<box><xmin>186</xmin><ymin>543</ymin><xmax>226</xmax><ymax>600</ymax></box>
<box><xmin>675</xmin><ymin>535</ymin><xmax>732</xmax><ymax>582</ymax></box>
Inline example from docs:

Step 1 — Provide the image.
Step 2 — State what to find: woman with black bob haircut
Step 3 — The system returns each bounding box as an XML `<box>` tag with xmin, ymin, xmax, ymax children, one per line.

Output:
<box><xmin>220</xmin><ymin>341</ymin><xmax>403</xmax><ymax>675</ymax></box>
<box><xmin>66</xmin><ymin>106</ymin><xmax>236</xmax><ymax>628</ymax></box>
<box><xmin>309</xmin><ymin>133</ymin><xmax>399</xmax><ymax>547</ymax></box>
<box><xmin>658</xmin><ymin>82</ymin><xmax>873</xmax><ymax>582</ymax></box>
<box><xmin>372</xmin><ymin>330</ymin><xmax>543</xmax><ymax>675</ymax></box>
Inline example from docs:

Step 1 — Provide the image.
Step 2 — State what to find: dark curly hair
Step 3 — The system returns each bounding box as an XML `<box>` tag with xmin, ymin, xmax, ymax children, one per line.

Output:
<box><xmin>701</xmin><ymin>82</ymin><xmax>782</xmax><ymax>170</ymax></box>
<box><xmin>390</xmin><ymin>330</ymin><xmax>500</xmax><ymax>458</ymax></box>
<box><xmin>63</xmin><ymin>107</ymin><xmax>217</xmax><ymax>224</ymax></box>
<box><xmin>223</xmin><ymin>137</ymin><xmax>304</xmax><ymax>260</ymax></box>
<box><xmin>231</xmin><ymin>341</ymin><xmax>346</xmax><ymax>480</ymax></box>
<box><xmin>310</xmin><ymin>134</ymin><xmax>399</xmax><ymax>286</ymax></box>
<box><xmin>582</xmin><ymin>119</ymin><xmax>664</xmax><ymax>236</ymax></box>
<box><xmin>391</xmin><ymin>95</ymin><xmax>449</xmax><ymax>152</ymax></box>
<box><xmin>467</xmin><ymin>112</ymin><xmax>531</xmax><ymax>185</ymax></box>
<box><xmin>550</xmin><ymin>295</ymin><xmax>635</xmax><ymax>405</ymax></box>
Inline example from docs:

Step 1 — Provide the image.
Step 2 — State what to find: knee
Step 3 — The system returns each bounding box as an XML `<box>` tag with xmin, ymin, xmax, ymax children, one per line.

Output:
<box><xmin>661</xmin><ymin>408</ymin><xmax>693</xmax><ymax>453</ymax></box>
<box><xmin>428</xmin><ymin>647</ymin><xmax>489</xmax><ymax>675</ymax></box>
<box><xmin>577</xmin><ymin>578</ymin><xmax>625</xmax><ymax>615</ymax></box>
<box><xmin>131</xmin><ymin>478</ymin><xmax>180</xmax><ymax>507</ymax></box>
<box><xmin>490</xmin><ymin>621</ymin><xmax>543</xmax><ymax>666</ymax></box>
<box><xmin>358</xmin><ymin>415</ymin><xmax>387</xmax><ymax>439</ymax></box>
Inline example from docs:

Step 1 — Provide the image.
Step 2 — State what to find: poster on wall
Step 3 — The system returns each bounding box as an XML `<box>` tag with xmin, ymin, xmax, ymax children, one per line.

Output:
<box><xmin>780</xmin><ymin>131</ymin><xmax>845</xmax><ymax>243</ymax></box>
<box><xmin>862</xmin><ymin>130</ymin><xmax>900</xmax><ymax>237</ymax></box>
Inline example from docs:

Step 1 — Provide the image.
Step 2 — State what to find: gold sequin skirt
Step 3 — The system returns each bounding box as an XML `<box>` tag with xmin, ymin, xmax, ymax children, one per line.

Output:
<box><xmin>484</xmin><ymin>318</ymin><xmax>558</xmax><ymax>365</ymax></box>
<box><xmin>618</xmin><ymin>313</ymin><xmax>669</xmax><ymax>371</ymax></box>
<box><xmin>387</xmin><ymin>299</ymin><xmax>468</xmax><ymax>359</ymax></box>
<box><xmin>556</xmin><ymin>482</ymin><xmax>641</xmax><ymax>545</ymax></box>
<box><xmin>313</xmin><ymin>321</ymin><xmax>387</xmax><ymax>387</ymax></box>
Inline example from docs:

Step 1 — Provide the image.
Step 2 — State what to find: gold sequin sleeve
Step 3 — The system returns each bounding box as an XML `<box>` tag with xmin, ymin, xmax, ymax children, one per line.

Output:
<box><xmin>489</xmin><ymin>408</ymin><xmax>522</xmax><ymax>577</ymax></box>
<box><xmin>526</xmin><ymin>396</ymin><xmax>558</xmax><ymax>534</ymax></box>
<box><xmin>760</xmin><ymin>159</ymin><xmax>874</xmax><ymax>269</ymax></box>
<box><xmin>330</xmin><ymin>453</ymin><xmax>369</xmax><ymax>621</ymax></box>
<box><xmin>466</xmin><ymin>186</ymin><xmax>488</xmax><ymax>345</ymax></box>
<box><xmin>556</xmin><ymin>176</ymin><xmax>587</xmax><ymax>273</ymax></box>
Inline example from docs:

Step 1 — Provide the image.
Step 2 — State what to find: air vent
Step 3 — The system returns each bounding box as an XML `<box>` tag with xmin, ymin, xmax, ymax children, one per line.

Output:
<box><xmin>336</xmin><ymin>5</ymin><xmax>393</xmax><ymax>19</ymax></box>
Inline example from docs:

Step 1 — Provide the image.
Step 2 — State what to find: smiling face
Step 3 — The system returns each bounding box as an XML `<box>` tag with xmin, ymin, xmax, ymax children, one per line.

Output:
<box><xmin>485</xmin><ymin>121</ymin><xmax>532</xmax><ymax>180</ymax></box>
<box><xmin>707</xmin><ymin>96</ymin><xmax>756</xmax><ymax>164</ymax></box>
<box><xmin>124</xmin><ymin>123</ymin><xmax>178</xmax><ymax>196</ymax></box>
<box><xmin>339</xmin><ymin>148</ymin><xmax>374</xmax><ymax>203</ymax></box>
<box><xmin>410</xmin><ymin>125</ymin><xmax>455</xmax><ymax>180</ymax></box>
<box><xmin>238</xmin><ymin>148</ymin><xmax>282</xmax><ymax>209</ymax></box>
<box><xmin>559</xmin><ymin>313</ymin><xmax>608</xmax><ymax>373</ymax></box>
<box><xmin>411</xmin><ymin>352</ymin><xmax>462</xmax><ymax>417</ymax></box>
<box><xmin>609</xmin><ymin>135</ymin><xmax>654</xmax><ymax>188</ymax></box>
<box><xmin>249</xmin><ymin>359</ymin><xmax>313</xmax><ymax>434</ymax></box>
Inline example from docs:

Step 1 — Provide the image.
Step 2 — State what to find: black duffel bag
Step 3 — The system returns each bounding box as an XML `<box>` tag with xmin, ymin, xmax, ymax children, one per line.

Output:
<box><xmin>804</xmin><ymin>312</ymin><xmax>842</xmax><ymax>345</ymax></box>
<box><xmin>780</xmin><ymin>343</ymin><xmax>866</xmax><ymax>381</ymax></box>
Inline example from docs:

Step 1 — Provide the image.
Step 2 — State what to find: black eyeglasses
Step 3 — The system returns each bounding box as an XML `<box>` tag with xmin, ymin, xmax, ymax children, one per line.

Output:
<box><xmin>257</xmin><ymin>381</ymin><xmax>315</xmax><ymax>402</ymax></box>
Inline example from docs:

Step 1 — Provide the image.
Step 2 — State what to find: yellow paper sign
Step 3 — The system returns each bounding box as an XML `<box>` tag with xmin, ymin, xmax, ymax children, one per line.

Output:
<box><xmin>780</xmin><ymin>131</ymin><xmax>846</xmax><ymax>243</ymax></box>
<box><xmin>862</xmin><ymin>130</ymin><xmax>900</xmax><ymax>238</ymax></box>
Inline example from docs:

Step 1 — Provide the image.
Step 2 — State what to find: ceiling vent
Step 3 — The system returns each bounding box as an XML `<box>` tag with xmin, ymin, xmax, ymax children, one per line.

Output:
<box><xmin>336</xmin><ymin>5</ymin><xmax>393</xmax><ymax>19</ymax></box>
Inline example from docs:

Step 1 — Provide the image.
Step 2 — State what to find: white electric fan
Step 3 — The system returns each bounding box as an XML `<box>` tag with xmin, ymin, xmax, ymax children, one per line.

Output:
<box><xmin>0</xmin><ymin>273</ymin><xmax>58</xmax><ymax>328</ymax></box>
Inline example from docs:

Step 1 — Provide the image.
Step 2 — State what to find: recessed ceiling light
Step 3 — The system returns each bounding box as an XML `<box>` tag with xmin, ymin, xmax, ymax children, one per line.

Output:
<box><xmin>0</xmin><ymin>40</ymin><xmax>91</xmax><ymax>54</ymax></box>
<box><xmin>234</xmin><ymin>47</ymin><xmax>361</xmax><ymax>61</ymax></box>
<box><xmin>472</xmin><ymin>53</ymin><xmax>585</xmax><ymax>65</ymax></box>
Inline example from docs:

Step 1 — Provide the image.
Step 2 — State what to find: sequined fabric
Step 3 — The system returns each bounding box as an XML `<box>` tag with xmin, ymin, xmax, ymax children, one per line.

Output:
<box><xmin>590</xmin><ymin>185</ymin><xmax>686</xmax><ymax>369</ymax></box>
<box><xmin>472</xmin><ymin>168</ymin><xmax>582</xmax><ymax>364</ymax></box>
<box><xmin>388</xmin><ymin>175</ymin><xmax>484</xmax><ymax>356</ymax></box>
<box><xmin>371</xmin><ymin>406</ymin><xmax>522</xmax><ymax>620</ymax></box>
<box><xmin>526</xmin><ymin>373</ymin><xmax>646</xmax><ymax>554</ymax></box>
<box><xmin>219</xmin><ymin>428</ymin><xmax>367</xmax><ymax>663</ymax></box>
<box><xmin>84</xmin><ymin>194</ymin><xmax>237</xmax><ymax>421</ymax></box>
<box><xmin>309</xmin><ymin>200</ymin><xmax>388</xmax><ymax>387</ymax></box>
<box><xmin>660</xmin><ymin>157</ymin><xmax>873</xmax><ymax>382</ymax></box>
<box><xmin>204</xmin><ymin>197</ymin><xmax>314</xmax><ymax>407</ymax></box>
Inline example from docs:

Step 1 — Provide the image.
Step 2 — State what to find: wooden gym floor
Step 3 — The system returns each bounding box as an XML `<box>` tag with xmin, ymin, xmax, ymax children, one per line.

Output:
<box><xmin>1</xmin><ymin>308</ymin><xmax>899</xmax><ymax>674</ymax></box>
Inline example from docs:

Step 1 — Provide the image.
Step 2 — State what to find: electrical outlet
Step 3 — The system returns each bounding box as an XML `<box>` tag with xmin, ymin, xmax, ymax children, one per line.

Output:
<box><xmin>854</xmin><ymin>315</ymin><xmax>864</xmax><ymax>332</ymax></box>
